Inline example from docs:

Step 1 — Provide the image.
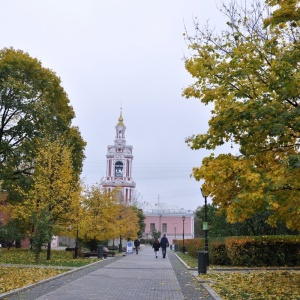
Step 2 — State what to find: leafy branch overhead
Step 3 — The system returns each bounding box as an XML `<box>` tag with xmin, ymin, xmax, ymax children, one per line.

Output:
<box><xmin>0</xmin><ymin>47</ymin><xmax>86</xmax><ymax>185</ymax></box>
<box><xmin>183</xmin><ymin>0</ymin><xmax>300</xmax><ymax>230</ymax></box>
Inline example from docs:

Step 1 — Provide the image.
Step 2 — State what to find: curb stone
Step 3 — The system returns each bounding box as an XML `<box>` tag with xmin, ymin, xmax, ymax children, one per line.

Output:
<box><xmin>202</xmin><ymin>283</ymin><xmax>223</xmax><ymax>300</ymax></box>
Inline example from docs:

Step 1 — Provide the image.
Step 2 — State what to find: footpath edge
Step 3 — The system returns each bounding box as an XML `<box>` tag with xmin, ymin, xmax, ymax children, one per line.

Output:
<box><xmin>173</xmin><ymin>253</ymin><xmax>223</xmax><ymax>300</ymax></box>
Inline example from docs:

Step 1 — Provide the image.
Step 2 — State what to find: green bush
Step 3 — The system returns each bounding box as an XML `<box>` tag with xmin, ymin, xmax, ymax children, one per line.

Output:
<box><xmin>209</xmin><ymin>241</ymin><xmax>230</xmax><ymax>265</ymax></box>
<box><xmin>225</xmin><ymin>236</ymin><xmax>300</xmax><ymax>267</ymax></box>
<box><xmin>175</xmin><ymin>236</ymin><xmax>300</xmax><ymax>267</ymax></box>
<box><xmin>175</xmin><ymin>239</ymin><xmax>204</xmax><ymax>258</ymax></box>
<box><xmin>186</xmin><ymin>239</ymin><xmax>204</xmax><ymax>257</ymax></box>
<box><xmin>176</xmin><ymin>240</ymin><xmax>183</xmax><ymax>252</ymax></box>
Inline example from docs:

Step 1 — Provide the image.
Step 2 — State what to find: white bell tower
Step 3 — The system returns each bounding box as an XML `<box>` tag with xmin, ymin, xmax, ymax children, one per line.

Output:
<box><xmin>101</xmin><ymin>109</ymin><xmax>136</xmax><ymax>203</ymax></box>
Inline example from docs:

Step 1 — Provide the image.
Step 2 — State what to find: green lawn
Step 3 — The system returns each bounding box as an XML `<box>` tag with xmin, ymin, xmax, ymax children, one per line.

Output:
<box><xmin>0</xmin><ymin>248</ymin><xmax>99</xmax><ymax>267</ymax></box>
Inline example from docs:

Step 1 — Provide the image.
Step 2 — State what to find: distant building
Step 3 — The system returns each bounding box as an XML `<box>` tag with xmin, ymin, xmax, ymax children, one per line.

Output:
<box><xmin>100</xmin><ymin>110</ymin><xmax>194</xmax><ymax>245</ymax></box>
<box><xmin>137</xmin><ymin>202</ymin><xmax>194</xmax><ymax>243</ymax></box>
<box><xmin>101</xmin><ymin>109</ymin><xmax>136</xmax><ymax>203</ymax></box>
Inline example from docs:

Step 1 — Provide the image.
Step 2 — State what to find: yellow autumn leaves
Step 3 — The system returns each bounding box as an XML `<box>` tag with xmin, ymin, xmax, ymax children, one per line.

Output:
<box><xmin>201</xmin><ymin>270</ymin><xmax>300</xmax><ymax>300</ymax></box>
<box><xmin>0</xmin><ymin>267</ymin><xmax>66</xmax><ymax>294</ymax></box>
<box><xmin>78</xmin><ymin>184</ymin><xmax>139</xmax><ymax>242</ymax></box>
<box><xmin>0</xmin><ymin>248</ymin><xmax>98</xmax><ymax>294</ymax></box>
<box><xmin>178</xmin><ymin>251</ymin><xmax>300</xmax><ymax>299</ymax></box>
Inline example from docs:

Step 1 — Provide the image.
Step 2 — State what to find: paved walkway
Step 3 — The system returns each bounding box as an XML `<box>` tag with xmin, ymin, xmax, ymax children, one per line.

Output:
<box><xmin>4</xmin><ymin>246</ymin><xmax>213</xmax><ymax>300</ymax></box>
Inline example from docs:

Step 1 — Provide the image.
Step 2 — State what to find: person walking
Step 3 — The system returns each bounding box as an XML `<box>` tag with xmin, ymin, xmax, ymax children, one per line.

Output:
<box><xmin>160</xmin><ymin>234</ymin><xmax>169</xmax><ymax>258</ymax></box>
<box><xmin>134</xmin><ymin>237</ymin><xmax>140</xmax><ymax>254</ymax></box>
<box><xmin>152</xmin><ymin>238</ymin><xmax>160</xmax><ymax>258</ymax></box>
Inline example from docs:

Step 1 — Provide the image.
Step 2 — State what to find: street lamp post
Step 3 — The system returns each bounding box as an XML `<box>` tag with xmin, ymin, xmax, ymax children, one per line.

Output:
<box><xmin>182</xmin><ymin>216</ymin><xmax>186</xmax><ymax>254</ymax></box>
<box><xmin>174</xmin><ymin>226</ymin><xmax>177</xmax><ymax>252</ymax></box>
<box><xmin>74</xmin><ymin>229</ymin><xmax>79</xmax><ymax>259</ymax></box>
<box><xmin>119</xmin><ymin>236</ymin><xmax>122</xmax><ymax>253</ymax></box>
<box><xmin>201</xmin><ymin>187</ymin><xmax>209</xmax><ymax>264</ymax></box>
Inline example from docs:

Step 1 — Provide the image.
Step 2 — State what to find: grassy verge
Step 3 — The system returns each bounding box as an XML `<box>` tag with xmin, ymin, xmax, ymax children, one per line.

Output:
<box><xmin>175</xmin><ymin>252</ymin><xmax>198</xmax><ymax>268</ymax></box>
<box><xmin>0</xmin><ymin>248</ymin><xmax>101</xmax><ymax>294</ymax></box>
<box><xmin>174</xmin><ymin>251</ymin><xmax>300</xmax><ymax>300</ymax></box>
<box><xmin>0</xmin><ymin>248</ymin><xmax>99</xmax><ymax>267</ymax></box>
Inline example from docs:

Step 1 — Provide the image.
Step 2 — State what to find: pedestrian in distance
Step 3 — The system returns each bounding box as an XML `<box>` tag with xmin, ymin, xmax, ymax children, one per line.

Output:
<box><xmin>152</xmin><ymin>238</ymin><xmax>160</xmax><ymax>258</ymax></box>
<box><xmin>160</xmin><ymin>234</ymin><xmax>169</xmax><ymax>258</ymax></box>
<box><xmin>134</xmin><ymin>237</ymin><xmax>140</xmax><ymax>254</ymax></box>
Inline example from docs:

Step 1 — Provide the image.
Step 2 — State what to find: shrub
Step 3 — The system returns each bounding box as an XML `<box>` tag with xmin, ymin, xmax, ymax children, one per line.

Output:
<box><xmin>210</xmin><ymin>241</ymin><xmax>230</xmax><ymax>265</ymax></box>
<box><xmin>225</xmin><ymin>236</ymin><xmax>300</xmax><ymax>267</ymax></box>
<box><xmin>175</xmin><ymin>239</ymin><xmax>204</xmax><ymax>258</ymax></box>
<box><xmin>185</xmin><ymin>239</ymin><xmax>205</xmax><ymax>257</ymax></box>
<box><xmin>176</xmin><ymin>236</ymin><xmax>300</xmax><ymax>267</ymax></box>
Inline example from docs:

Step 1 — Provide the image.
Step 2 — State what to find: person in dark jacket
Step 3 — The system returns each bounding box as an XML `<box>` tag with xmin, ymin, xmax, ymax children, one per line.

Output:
<box><xmin>160</xmin><ymin>234</ymin><xmax>169</xmax><ymax>258</ymax></box>
<box><xmin>134</xmin><ymin>238</ymin><xmax>140</xmax><ymax>254</ymax></box>
<box><xmin>152</xmin><ymin>238</ymin><xmax>160</xmax><ymax>258</ymax></box>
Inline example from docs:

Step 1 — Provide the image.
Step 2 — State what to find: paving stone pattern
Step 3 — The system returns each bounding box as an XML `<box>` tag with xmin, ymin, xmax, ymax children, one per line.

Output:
<box><xmin>3</xmin><ymin>246</ymin><xmax>213</xmax><ymax>300</ymax></box>
<box><xmin>168</xmin><ymin>251</ymin><xmax>213</xmax><ymax>300</ymax></box>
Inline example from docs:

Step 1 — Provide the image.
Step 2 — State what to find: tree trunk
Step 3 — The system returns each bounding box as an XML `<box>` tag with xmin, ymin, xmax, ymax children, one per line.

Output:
<box><xmin>47</xmin><ymin>241</ymin><xmax>51</xmax><ymax>260</ymax></box>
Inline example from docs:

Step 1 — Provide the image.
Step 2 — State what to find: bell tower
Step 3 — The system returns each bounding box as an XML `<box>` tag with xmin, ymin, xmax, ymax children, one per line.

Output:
<box><xmin>101</xmin><ymin>109</ymin><xmax>136</xmax><ymax>203</ymax></box>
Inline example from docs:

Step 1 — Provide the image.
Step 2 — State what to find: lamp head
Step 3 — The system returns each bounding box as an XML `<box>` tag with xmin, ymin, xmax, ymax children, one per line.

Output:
<box><xmin>182</xmin><ymin>215</ymin><xmax>185</xmax><ymax>221</ymax></box>
<box><xmin>200</xmin><ymin>187</ymin><xmax>207</xmax><ymax>198</ymax></box>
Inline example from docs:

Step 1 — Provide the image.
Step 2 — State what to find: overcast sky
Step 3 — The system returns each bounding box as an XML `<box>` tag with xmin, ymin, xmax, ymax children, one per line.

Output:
<box><xmin>0</xmin><ymin>0</ymin><xmax>231</xmax><ymax>211</ymax></box>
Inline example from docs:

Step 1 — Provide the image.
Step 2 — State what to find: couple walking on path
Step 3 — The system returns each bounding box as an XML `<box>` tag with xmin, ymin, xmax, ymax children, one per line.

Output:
<box><xmin>153</xmin><ymin>234</ymin><xmax>169</xmax><ymax>258</ymax></box>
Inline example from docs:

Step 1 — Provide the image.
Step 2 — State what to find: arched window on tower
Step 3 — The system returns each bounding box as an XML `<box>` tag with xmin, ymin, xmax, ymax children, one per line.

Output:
<box><xmin>115</xmin><ymin>161</ymin><xmax>123</xmax><ymax>177</ymax></box>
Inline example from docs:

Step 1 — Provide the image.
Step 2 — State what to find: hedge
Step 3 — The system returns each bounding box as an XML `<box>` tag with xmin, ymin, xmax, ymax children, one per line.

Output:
<box><xmin>174</xmin><ymin>235</ymin><xmax>300</xmax><ymax>267</ymax></box>
<box><xmin>225</xmin><ymin>235</ymin><xmax>300</xmax><ymax>267</ymax></box>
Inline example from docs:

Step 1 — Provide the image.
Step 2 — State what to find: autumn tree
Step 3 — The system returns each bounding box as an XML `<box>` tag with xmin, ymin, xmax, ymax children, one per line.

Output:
<box><xmin>79</xmin><ymin>184</ymin><xmax>121</xmax><ymax>248</ymax></box>
<box><xmin>79</xmin><ymin>184</ymin><xmax>141</xmax><ymax>251</ymax></box>
<box><xmin>8</xmin><ymin>139</ymin><xmax>81</xmax><ymax>261</ymax></box>
<box><xmin>183</xmin><ymin>0</ymin><xmax>300</xmax><ymax>230</ymax></box>
<box><xmin>131</xmin><ymin>206</ymin><xmax>146</xmax><ymax>237</ymax></box>
<box><xmin>0</xmin><ymin>218</ymin><xmax>26</xmax><ymax>246</ymax></box>
<box><xmin>264</xmin><ymin>0</ymin><xmax>300</xmax><ymax>26</ymax></box>
<box><xmin>118</xmin><ymin>204</ymin><xmax>139</xmax><ymax>241</ymax></box>
<box><xmin>0</xmin><ymin>47</ymin><xmax>85</xmax><ymax>193</ymax></box>
<box><xmin>196</xmin><ymin>204</ymin><xmax>298</xmax><ymax>238</ymax></box>
<box><xmin>151</xmin><ymin>229</ymin><xmax>161</xmax><ymax>239</ymax></box>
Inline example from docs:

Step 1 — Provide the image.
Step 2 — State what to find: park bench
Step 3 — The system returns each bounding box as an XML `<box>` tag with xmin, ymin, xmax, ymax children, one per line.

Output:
<box><xmin>107</xmin><ymin>245</ymin><xmax>119</xmax><ymax>251</ymax></box>
<box><xmin>65</xmin><ymin>247</ymin><xmax>116</xmax><ymax>258</ymax></box>
<box><xmin>65</xmin><ymin>247</ymin><xmax>75</xmax><ymax>251</ymax></box>
<box><xmin>83</xmin><ymin>250</ymin><xmax>115</xmax><ymax>259</ymax></box>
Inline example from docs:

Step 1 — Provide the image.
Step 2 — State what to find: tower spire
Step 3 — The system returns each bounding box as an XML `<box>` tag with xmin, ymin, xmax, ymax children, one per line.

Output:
<box><xmin>117</xmin><ymin>106</ymin><xmax>124</xmax><ymax>126</ymax></box>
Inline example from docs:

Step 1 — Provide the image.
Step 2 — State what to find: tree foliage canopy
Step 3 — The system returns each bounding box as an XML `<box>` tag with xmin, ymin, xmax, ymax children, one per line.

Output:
<box><xmin>196</xmin><ymin>204</ymin><xmax>298</xmax><ymax>238</ymax></box>
<box><xmin>183</xmin><ymin>0</ymin><xmax>300</xmax><ymax>230</ymax></box>
<box><xmin>6</xmin><ymin>139</ymin><xmax>81</xmax><ymax>260</ymax></box>
<box><xmin>8</xmin><ymin>140</ymin><xmax>80</xmax><ymax>228</ymax></box>
<box><xmin>0</xmin><ymin>48</ymin><xmax>85</xmax><ymax>185</ymax></box>
<box><xmin>79</xmin><ymin>184</ymin><xmax>140</xmax><ymax>242</ymax></box>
